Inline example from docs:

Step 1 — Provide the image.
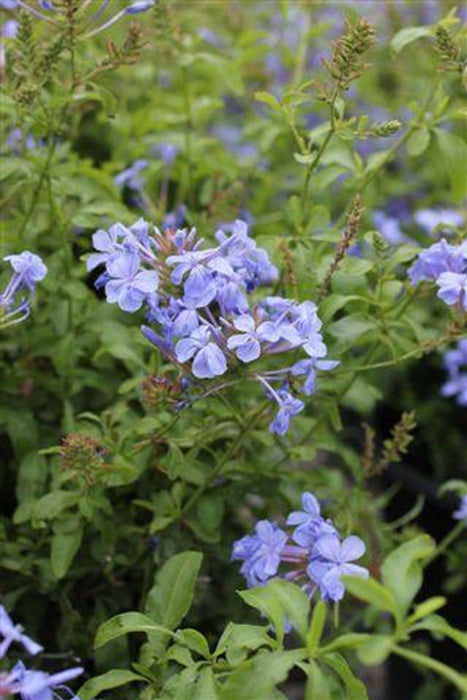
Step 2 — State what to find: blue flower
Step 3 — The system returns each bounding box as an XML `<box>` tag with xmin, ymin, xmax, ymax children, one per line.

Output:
<box><xmin>0</xmin><ymin>607</ymin><xmax>43</xmax><ymax>659</ymax></box>
<box><xmin>227</xmin><ymin>314</ymin><xmax>279</xmax><ymax>363</ymax></box>
<box><xmin>409</xmin><ymin>239</ymin><xmax>466</xmax><ymax>285</ymax></box>
<box><xmin>125</xmin><ymin>0</ymin><xmax>155</xmax><ymax>14</ymax></box>
<box><xmin>153</xmin><ymin>143</ymin><xmax>179</xmax><ymax>166</ymax></box>
<box><xmin>290</xmin><ymin>358</ymin><xmax>339</xmax><ymax>396</ymax></box>
<box><xmin>436</xmin><ymin>272</ymin><xmax>467</xmax><ymax>310</ymax></box>
<box><xmin>441</xmin><ymin>339</ymin><xmax>467</xmax><ymax>406</ymax></box>
<box><xmin>374</xmin><ymin>210</ymin><xmax>409</xmax><ymax>246</ymax></box>
<box><xmin>115</xmin><ymin>159</ymin><xmax>148</xmax><ymax>192</ymax></box>
<box><xmin>269</xmin><ymin>390</ymin><xmax>304</xmax><ymax>436</ymax></box>
<box><xmin>286</xmin><ymin>492</ymin><xmax>337</xmax><ymax>548</ymax></box>
<box><xmin>7</xmin><ymin>661</ymin><xmax>83</xmax><ymax>700</ymax></box>
<box><xmin>167</xmin><ymin>250</ymin><xmax>232</xmax><ymax>308</ymax></box>
<box><xmin>3</xmin><ymin>251</ymin><xmax>47</xmax><ymax>292</ymax></box>
<box><xmin>232</xmin><ymin>520</ymin><xmax>287</xmax><ymax>587</ymax></box>
<box><xmin>453</xmin><ymin>495</ymin><xmax>467</xmax><ymax>521</ymax></box>
<box><xmin>175</xmin><ymin>325</ymin><xmax>227</xmax><ymax>379</ymax></box>
<box><xmin>307</xmin><ymin>534</ymin><xmax>369</xmax><ymax>602</ymax></box>
<box><xmin>415</xmin><ymin>208</ymin><xmax>463</xmax><ymax>234</ymax></box>
<box><xmin>105</xmin><ymin>252</ymin><xmax>158</xmax><ymax>312</ymax></box>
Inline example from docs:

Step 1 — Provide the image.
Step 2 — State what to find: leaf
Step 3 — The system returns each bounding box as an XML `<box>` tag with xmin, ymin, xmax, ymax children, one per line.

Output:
<box><xmin>145</xmin><ymin>551</ymin><xmax>203</xmax><ymax>630</ymax></box>
<box><xmin>434</xmin><ymin>128</ymin><xmax>467</xmax><ymax>202</ymax></box>
<box><xmin>411</xmin><ymin>614</ymin><xmax>467</xmax><ymax>649</ymax></box>
<box><xmin>239</xmin><ymin>584</ymin><xmax>285</xmax><ymax>643</ymax></box>
<box><xmin>219</xmin><ymin>650</ymin><xmax>305</xmax><ymax>700</ymax></box>
<box><xmin>254</xmin><ymin>91</ymin><xmax>282</xmax><ymax>111</ymax></box>
<box><xmin>78</xmin><ymin>670</ymin><xmax>145</xmax><ymax>700</ymax></box>
<box><xmin>50</xmin><ymin>521</ymin><xmax>84</xmax><ymax>579</ymax></box>
<box><xmin>381</xmin><ymin>535</ymin><xmax>435</xmax><ymax>613</ymax></box>
<box><xmin>342</xmin><ymin>576</ymin><xmax>398</xmax><ymax>616</ymax></box>
<box><xmin>193</xmin><ymin>667</ymin><xmax>219</xmax><ymax>700</ymax></box>
<box><xmin>357</xmin><ymin>635</ymin><xmax>393</xmax><ymax>666</ymax></box>
<box><xmin>407</xmin><ymin>597</ymin><xmax>447</xmax><ymax>624</ymax></box>
<box><xmin>407</xmin><ymin>127</ymin><xmax>431</xmax><ymax>157</ymax></box>
<box><xmin>328</xmin><ymin>314</ymin><xmax>375</xmax><ymax>343</ymax></box>
<box><xmin>322</xmin><ymin>652</ymin><xmax>369</xmax><ymax>699</ymax></box>
<box><xmin>307</xmin><ymin>600</ymin><xmax>327</xmax><ymax>655</ymax></box>
<box><xmin>320</xmin><ymin>633</ymin><xmax>372</xmax><ymax>654</ymax></box>
<box><xmin>304</xmin><ymin>659</ymin><xmax>331</xmax><ymax>700</ymax></box>
<box><xmin>32</xmin><ymin>491</ymin><xmax>79</xmax><ymax>521</ymax></box>
<box><xmin>391</xmin><ymin>26</ymin><xmax>432</xmax><ymax>54</ymax></box>
<box><xmin>176</xmin><ymin>629</ymin><xmax>210</xmax><ymax>658</ymax></box>
<box><xmin>266</xmin><ymin>579</ymin><xmax>310</xmax><ymax>641</ymax></box>
<box><xmin>214</xmin><ymin>623</ymin><xmax>275</xmax><ymax>664</ymax></box>
<box><xmin>94</xmin><ymin>612</ymin><xmax>172</xmax><ymax>649</ymax></box>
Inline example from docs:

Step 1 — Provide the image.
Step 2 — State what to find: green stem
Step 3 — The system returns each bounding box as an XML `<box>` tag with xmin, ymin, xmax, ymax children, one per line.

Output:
<box><xmin>425</xmin><ymin>520</ymin><xmax>465</xmax><ymax>566</ymax></box>
<box><xmin>392</xmin><ymin>645</ymin><xmax>467</xmax><ymax>693</ymax></box>
<box><xmin>180</xmin><ymin>400</ymin><xmax>270</xmax><ymax>517</ymax></box>
<box><xmin>18</xmin><ymin>136</ymin><xmax>57</xmax><ymax>239</ymax></box>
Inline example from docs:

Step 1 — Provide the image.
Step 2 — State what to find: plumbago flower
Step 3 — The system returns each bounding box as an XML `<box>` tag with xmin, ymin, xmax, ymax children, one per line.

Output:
<box><xmin>232</xmin><ymin>492</ymin><xmax>368</xmax><ymax>602</ymax></box>
<box><xmin>0</xmin><ymin>606</ymin><xmax>83</xmax><ymax>700</ymax></box>
<box><xmin>453</xmin><ymin>495</ymin><xmax>467</xmax><ymax>521</ymax></box>
<box><xmin>408</xmin><ymin>239</ymin><xmax>467</xmax><ymax>310</ymax></box>
<box><xmin>441</xmin><ymin>339</ymin><xmax>467</xmax><ymax>407</ymax></box>
<box><xmin>89</xmin><ymin>218</ymin><xmax>339</xmax><ymax>435</ymax></box>
<box><xmin>0</xmin><ymin>251</ymin><xmax>47</xmax><ymax>328</ymax></box>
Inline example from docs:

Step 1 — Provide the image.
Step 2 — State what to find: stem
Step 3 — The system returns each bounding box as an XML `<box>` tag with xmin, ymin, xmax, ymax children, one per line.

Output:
<box><xmin>180</xmin><ymin>400</ymin><xmax>270</xmax><ymax>517</ymax></box>
<box><xmin>392</xmin><ymin>645</ymin><xmax>467</xmax><ymax>693</ymax></box>
<box><xmin>18</xmin><ymin>136</ymin><xmax>57</xmax><ymax>238</ymax></box>
<box><xmin>425</xmin><ymin>520</ymin><xmax>465</xmax><ymax>566</ymax></box>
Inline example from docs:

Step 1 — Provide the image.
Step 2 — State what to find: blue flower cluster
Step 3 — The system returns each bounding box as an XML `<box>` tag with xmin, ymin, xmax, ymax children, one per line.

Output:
<box><xmin>0</xmin><ymin>606</ymin><xmax>83</xmax><ymax>699</ymax></box>
<box><xmin>409</xmin><ymin>239</ymin><xmax>467</xmax><ymax>311</ymax></box>
<box><xmin>232</xmin><ymin>492</ymin><xmax>368</xmax><ymax>602</ymax></box>
<box><xmin>89</xmin><ymin>218</ymin><xmax>338</xmax><ymax>434</ymax></box>
<box><xmin>415</xmin><ymin>208</ymin><xmax>464</xmax><ymax>235</ymax></box>
<box><xmin>441</xmin><ymin>339</ymin><xmax>467</xmax><ymax>407</ymax></box>
<box><xmin>0</xmin><ymin>251</ymin><xmax>47</xmax><ymax>329</ymax></box>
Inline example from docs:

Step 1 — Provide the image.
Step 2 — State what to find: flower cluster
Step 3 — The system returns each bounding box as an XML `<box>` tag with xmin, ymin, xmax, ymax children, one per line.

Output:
<box><xmin>408</xmin><ymin>239</ymin><xmax>467</xmax><ymax>310</ymax></box>
<box><xmin>415</xmin><ymin>208</ymin><xmax>464</xmax><ymax>235</ymax></box>
<box><xmin>232</xmin><ymin>492</ymin><xmax>368</xmax><ymax>602</ymax></box>
<box><xmin>89</xmin><ymin>219</ymin><xmax>338</xmax><ymax>434</ymax></box>
<box><xmin>0</xmin><ymin>605</ymin><xmax>83</xmax><ymax>699</ymax></box>
<box><xmin>441</xmin><ymin>339</ymin><xmax>467</xmax><ymax>407</ymax></box>
<box><xmin>0</xmin><ymin>251</ymin><xmax>47</xmax><ymax>329</ymax></box>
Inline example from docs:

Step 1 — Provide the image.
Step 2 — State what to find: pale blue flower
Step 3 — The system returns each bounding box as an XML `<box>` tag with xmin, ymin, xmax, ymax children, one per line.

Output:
<box><xmin>105</xmin><ymin>252</ymin><xmax>158</xmax><ymax>312</ymax></box>
<box><xmin>232</xmin><ymin>520</ymin><xmax>287</xmax><ymax>587</ymax></box>
<box><xmin>0</xmin><ymin>607</ymin><xmax>43</xmax><ymax>659</ymax></box>
<box><xmin>436</xmin><ymin>272</ymin><xmax>467</xmax><ymax>310</ymax></box>
<box><xmin>227</xmin><ymin>314</ymin><xmax>279</xmax><ymax>363</ymax></box>
<box><xmin>175</xmin><ymin>325</ymin><xmax>227</xmax><ymax>379</ymax></box>
<box><xmin>286</xmin><ymin>492</ymin><xmax>337</xmax><ymax>548</ymax></box>
<box><xmin>453</xmin><ymin>495</ymin><xmax>467</xmax><ymax>521</ymax></box>
<box><xmin>269</xmin><ymin>390</ymin><xmax>304</xmax><ymax>436</ymax></box>
<box><xmin>307</xmin><ymin>534</ymin><xmax>368</xmax><ymax>602</ymax></box>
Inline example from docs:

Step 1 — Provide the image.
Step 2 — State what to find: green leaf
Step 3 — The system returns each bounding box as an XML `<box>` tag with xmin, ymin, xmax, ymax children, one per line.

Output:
<box><xmin>176</xmin><ymin>629</ymin><xmax>210</xmax><ymax>658</ymax></box>
<box><xmin>254</xmin><ymin>91</ymin><xmax>282</xmax><ymax>111</ymax></box>
<box><xmin>307</xmin><ymin>600</ymin><xmax>327</xmax><ymax>655</ymax></box>
<box><xmin>410</xmin><ymin>614</ymin><xmax>467</xmax><ymax>649</ymax></box>
<box><xmin>214</xmin><ymin>623</ymin><xmax>275</xmax><ymax>664</ymax></box>
<box><xmin>434</xmin><ymin>128</ymin><xmax>467</xmax><ymax>202</ymax></box>
<box><xmin>357</xmin><ymin>635</ymin><xmax>393</xmax><ymax>666</ymax></box>
<box><xmin>342</xmin><ymin>576</ymin><xmax>398</xmax><ymax>616</ymax></box>
<box><xmin>266</xmin><ymin>579</ymin><xmax>310</xmax><ymax>641</ymax></box>
<box><xmin>407</xmin><ymin>127</ymin><xmax>431</xmax><ymax>157</ymax></box>
<box><xmin>320</xmin><ymin>633</ymin><xmax>372</xmax><ymax>654</ymax></box>
<box><xmin>50</xmin><ymin>520</ymin><xmax>84</xmax><ymax>579</ymax></box>
<box><xmin>239</xmin><ymin>584</ymin><xmax>285</xmax><ymax>643</ymax></box>
<box><xmin>407</xmin><ymin>597</ymin><xmax>446</xmax><ymax>624</ymax></box>
<box><xmin>145</xmin><ymin>551</ymin><xmax>203</xmax><ymax>631</ymax></box>
<box><xmin>193</xmin><ymin>667</ymin><xmax>219</xmax><ymax>700</ymax></box>
<box><xmin>322</xmin><ymin>652</ymin><xmax>369</xmax><ymax>699</ymax></box>
<box><xmin>32</xmin><ymin>491</ymin><xmax>79</xmax><ymax>521</ymax></box>
<box><xmin>381</xmin><ymin>535</ymin><xmax>435</xmax><ymax>612</ymax></box>
<box><xmin>391</xmin><ymin>26</ymin><xmax>432</xmax><ymax>54</ymax></box>
<box><xmin>94</xmin><ymin>612</ymin><xmax>172</xmax><ymax>649</ymax></box>
<box><xmin>304</xmin><ymin>659</ymin><xmax>331</xmax><ymax>700</ymax></box>
<box><xmin>78</xmin><ymin>670</ymin><xmax>145</xmax><ymax>700</ymax></box>
<box><xmin>219</xmin><ymin>650</ymin><xmax>305</xmax><ymax>700</ymax></box>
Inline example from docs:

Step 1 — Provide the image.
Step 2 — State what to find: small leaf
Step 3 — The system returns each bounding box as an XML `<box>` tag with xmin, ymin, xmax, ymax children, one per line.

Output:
<box><xmin>391</xmin><ymin>26</ymin><xmax>432</xmax><ymax>54</ymax></box>
<box><xmin>304</xmin><ymin>659</ymin><xmax>331</xmax><ymax>700</ymax></box>
<box><xmin>50</xmin><ymin>521</ymin><xmax>84</xmax><ymax>579</ymax></box>
<box><xmin>322</xmin><ymin>652</ymin><xmax>369</xmax><ymax>699</ymax></box>
<box><xmin>176</xmin><ymin>629</ymin><xmax>210</xmax><ymax>658</ymax></box>
<box><xmin>357</xmin><ymin>635</ymin><xmax>393</xmax><ymax>666</ymax></box>
<box><xmin>407</xmin><ymin>597</ymin><xmax>447</xmax><ymax>624</ymax></box>
<box><xmin>94</xmin><ymin>613</ymin><xmax>172</xmax><ymax>649</ymax></box>
<box><xmin>78</xmin><ymin>670</ymin><xmax>145</xmax><ymax>700</ymax></box>
<box><xmin>407</xmin><ymin>127</ymin><xmax>431</xmax><ymax>157</ymax></box>
<box><xmin>381</xmin><ymin>535</ymin><xmax>435</xmax><ymax>613</ymax></box>
<box><xmin>342</xmin><ymin>576</ymin><xmax>398</xmax><ymax>616</ymax></box>
<box><xmin>219</xmin><ymin>650</ymin><xmax>305</xmax><ymax>700</ymax></box>
<box><xmin>254</xmin><ymin>91</ymin><xmax>282</xmax><ymax>111</ymax></box>
<box><xmin>307</xmin><ymin>600</ymin><xmax>327</xmax><ymax>655</ymax></box>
